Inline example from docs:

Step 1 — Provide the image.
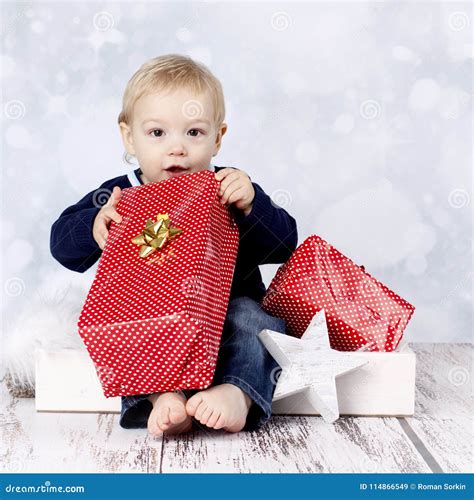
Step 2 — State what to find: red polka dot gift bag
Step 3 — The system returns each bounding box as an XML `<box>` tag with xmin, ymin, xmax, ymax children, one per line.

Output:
<box><xmin>77</xmin><ymin>171</ymin><xmax>239</xmax><ymax>398</ymax></box>
<box><xmin>261</xmin><ymin>235</ymin><xmax>415</xmax><ymax>352</ymax></box>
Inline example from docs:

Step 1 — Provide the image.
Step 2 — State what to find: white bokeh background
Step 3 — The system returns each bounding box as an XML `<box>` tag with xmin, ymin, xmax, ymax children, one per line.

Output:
<box><xmin>1</xmin><ymin>1</ymin><xmax>472</xmax><ymax>343</ymax></box>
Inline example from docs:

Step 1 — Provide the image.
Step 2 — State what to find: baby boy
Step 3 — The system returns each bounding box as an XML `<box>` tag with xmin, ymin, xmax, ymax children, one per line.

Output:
<box><xmin>50</xmin><ymin>54</ymin><xmax>298</xmax><ymax>435</ymax></box>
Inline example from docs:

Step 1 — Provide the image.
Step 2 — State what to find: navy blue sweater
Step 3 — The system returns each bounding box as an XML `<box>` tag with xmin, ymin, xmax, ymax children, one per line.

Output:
<box><xmin>50</xmin><ymin>166</ymin><xmax>298</xmax><ymax>302</ymax></box>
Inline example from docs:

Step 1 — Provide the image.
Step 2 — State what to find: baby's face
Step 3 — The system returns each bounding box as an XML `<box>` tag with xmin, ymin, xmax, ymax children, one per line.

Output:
<box><xmin>120</xmin><ymin>87</ymin><xmax>227</xmax><ymax>184</ymax></box>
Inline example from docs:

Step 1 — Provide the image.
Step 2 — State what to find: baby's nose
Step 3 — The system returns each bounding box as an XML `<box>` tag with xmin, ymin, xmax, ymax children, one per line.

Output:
<box><xmin>168</xmin><ymin>142</ymin><xmax>186</xmax><ymax>155</ymax></box>
<box><xmin>170</xmin><ymin>150</ymin><xmax>185</xmax><ymax>156</ymax></box>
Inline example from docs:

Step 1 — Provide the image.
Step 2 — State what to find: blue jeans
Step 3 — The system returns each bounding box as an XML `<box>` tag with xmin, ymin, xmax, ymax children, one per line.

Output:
<box><xmin>120</xmin><ymin>296</ymin><xmax>286</xmax><ymax>432</ymax></box>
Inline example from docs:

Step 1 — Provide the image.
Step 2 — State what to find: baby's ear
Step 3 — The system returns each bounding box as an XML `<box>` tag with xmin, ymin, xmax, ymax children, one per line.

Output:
<box><xmin>219</xmin><ymin>122</ymin><xmax>228</xmax><ymax>138</ymax></box>
<box><xmin>119</xmin><ymin>121</ymin><xmax>136</xmax><ymax>155</ymax></box>
<box><xmin>214</xmin><ymin>122</ymin><xmax>228</xmax><ymax>153</ymax></box>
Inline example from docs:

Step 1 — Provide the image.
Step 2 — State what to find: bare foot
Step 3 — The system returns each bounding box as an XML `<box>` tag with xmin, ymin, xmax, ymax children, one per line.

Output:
<box><xmin>185</xmin><ymin>383</ymin><xmax>253</xmax><ymax>432</ymax></box>
<box><xmin>147</xmin><ymin>391</ymin><xmax>193</xmax><ymax>437</ymax></box>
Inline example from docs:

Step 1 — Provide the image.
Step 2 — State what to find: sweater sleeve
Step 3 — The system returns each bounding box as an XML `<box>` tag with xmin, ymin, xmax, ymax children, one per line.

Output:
<box><xmin>49</xmin><ymin>176</ymin><xmax>128</xmax><ymax>273</ymax></box>
<box><xmin>230</xmin><ymin>181</ymin><xmax>298</xmax><ymax>265</ymax></box>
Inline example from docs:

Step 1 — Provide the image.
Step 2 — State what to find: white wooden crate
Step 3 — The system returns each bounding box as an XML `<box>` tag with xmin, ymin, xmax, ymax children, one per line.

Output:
<box><xmin>35</xmin><ymin>348</ymin><xmax>121</xmax><ymax>413</ymax></box>
<box><xmin>35</xmin><ymin>343</ymin><xmax>416</xmax><ymax>416</ymax></box>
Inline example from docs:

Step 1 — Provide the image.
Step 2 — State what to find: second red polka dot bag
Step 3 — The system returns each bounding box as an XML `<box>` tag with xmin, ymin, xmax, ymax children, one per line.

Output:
<box><xmin>78</xmin><ymin>171</ymin><xmax>239</xmax><ymax>397</ymax></box>
<box><xmin>261</xmin><ymin>235</ymin><xmax>415</xmax><ymax>352</ymax></box>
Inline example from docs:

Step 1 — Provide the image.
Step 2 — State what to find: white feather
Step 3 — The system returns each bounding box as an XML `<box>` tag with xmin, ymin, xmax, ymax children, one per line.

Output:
<box><xmin>2</xmin><ymin>270</ymin><xmax>94</xmax><ymax>390</ymax></box>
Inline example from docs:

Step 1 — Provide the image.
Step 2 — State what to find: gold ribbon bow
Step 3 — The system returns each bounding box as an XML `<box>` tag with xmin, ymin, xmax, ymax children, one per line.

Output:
<box><xmin>131</xmin><ymin>213</ymin><xmax>182</xmax><ymax>258</ymax></box>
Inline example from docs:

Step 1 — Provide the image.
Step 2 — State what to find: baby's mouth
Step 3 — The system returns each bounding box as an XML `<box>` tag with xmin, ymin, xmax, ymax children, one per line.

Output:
<box><xmin>164</xmin><ymin>165</ymin><xmax>190</xmax><ymax>177</ymax></box>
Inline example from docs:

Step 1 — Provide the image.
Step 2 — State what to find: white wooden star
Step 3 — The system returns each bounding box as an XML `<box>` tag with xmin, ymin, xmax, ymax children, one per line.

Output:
<box><xmin>258</xmin><ymin>309</ymin><xmax>369</xmax><ymax>423</ymax></box>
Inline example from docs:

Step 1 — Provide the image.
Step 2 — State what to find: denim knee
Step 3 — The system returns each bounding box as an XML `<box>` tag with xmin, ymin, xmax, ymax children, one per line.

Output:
<box><xmin>225</xmin><ymin>296</ymin><xmax>286</xmax><ymax>336</ymax></box>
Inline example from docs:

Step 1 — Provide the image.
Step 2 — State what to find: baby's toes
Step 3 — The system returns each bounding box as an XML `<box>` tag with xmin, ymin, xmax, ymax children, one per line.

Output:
<box><xmin>194</xmin><ymin>402</ymin><xmax>208</xmax><ymax>421</ymax></box>
<box><xmin>157</xmin><ymin>405</ymin><xmax>172</xmax><ymax>429</ymax></box>
<box><xmin>206</xmin><ymin>410</ymin><xmax>221</xmax><ymax>428</ymax></box>
<box><xmin>199</xmin><ymin>406</ymin><xmax>214</xmax><ymax>425</ymax></box>
<box><xmin>168</xmin><ymin>403</ymin><xmax>188</xmax><ymax>424</ymax></box>
<box><xmin>212</xmin><ymin>414</ymin><xmax>227</xmax><ymax>430</ymax></box>
<box><xmin>147</xmin><ymin>411</ymin><xmax>164</xmax><ymax>437</ymax></box>
<box><xmin>186</xmin><ymin>393</ymin><xmax>204</xmax><ymax>417</ymax></box>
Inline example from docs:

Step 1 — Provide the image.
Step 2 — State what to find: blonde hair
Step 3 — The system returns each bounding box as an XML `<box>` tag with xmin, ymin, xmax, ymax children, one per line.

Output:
<box><xmin>119</xmin><ymin>54</ymin><xmax>225</xmax><ymax>150</ymax></box>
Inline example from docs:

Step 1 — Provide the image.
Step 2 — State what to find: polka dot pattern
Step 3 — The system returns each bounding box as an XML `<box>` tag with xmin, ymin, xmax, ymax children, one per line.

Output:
<box><xmin>261</xmin><ymin>235</ymin><xmax>415</xmax><ymax>352</ymax></box>
<box><xmin>77</xmin><ymin>171</ymin><xmax>239</xmax><ymax>398</ymax></box>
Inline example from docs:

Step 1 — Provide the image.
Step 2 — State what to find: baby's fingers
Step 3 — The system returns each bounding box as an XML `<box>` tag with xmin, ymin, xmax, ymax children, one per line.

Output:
<box><xmin>105</xmin><ymin>186</ymin><xmax>122</xmax><ymax>208</ymax></box>
<box><xmin>96</xmin><ymin>226</ymin><xmax>109</xmax><ymax>250</ymax></box>
<box><xmin>103</xmin><ymin>206</ymin><xmax>123</xmax><ymax>225</ymax></box>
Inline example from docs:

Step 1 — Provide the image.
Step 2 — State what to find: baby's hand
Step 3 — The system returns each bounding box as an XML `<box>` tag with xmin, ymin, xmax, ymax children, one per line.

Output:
<box><xmin>93</xmin><ymin>186</ymin><xmax>123</xmax><ymax>250</ymax></box>
<box><xmin>215</xmin><ymin>167</ymin><xmax>255</xmax><ymax>217</ymax></box>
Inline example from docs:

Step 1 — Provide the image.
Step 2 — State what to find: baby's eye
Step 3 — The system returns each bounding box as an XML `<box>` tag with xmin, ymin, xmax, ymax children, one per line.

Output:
<box><xmin>188</xmin><ymin>129</ymin><xmax>204</xmax><ymax>137</ymax></box>
<box><xmin>150</xmin><ymin>129</ymin><xmax>163</xmax><ymax>137</ymax></box>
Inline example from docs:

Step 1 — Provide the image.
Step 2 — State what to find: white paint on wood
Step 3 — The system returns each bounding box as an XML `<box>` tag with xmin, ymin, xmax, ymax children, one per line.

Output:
<box><xmin>159</xmin><ymin>416</ymin><xmax>431</xmax><ymax>473</ymax></box>
<box><xmin>2</xmin><ymin>344</ymin><xmax>471</xmax><ymax>473</ymax></box>
<box><xmin>1</xmin><ymin>377</ymin><xmax>151</xmax><ymax>473</ymax></box>
<box><xmin>404</xmin><ymin>343</ymin><xmax>473</xmax><ymax>473</ymax></box>
<box><xmin>35</xmin><ymin>348</ymin><xmax>121</xmax><ymax>413</ymax></box>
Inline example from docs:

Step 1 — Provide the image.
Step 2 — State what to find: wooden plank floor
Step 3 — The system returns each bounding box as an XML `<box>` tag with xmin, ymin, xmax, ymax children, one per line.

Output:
<box><xmin>0</xmin><ymin>343</ymin><xmax>471</xmax><ymax>473</ymax></box>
